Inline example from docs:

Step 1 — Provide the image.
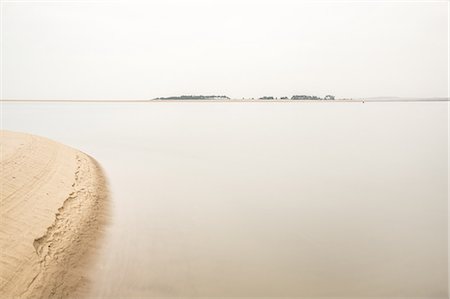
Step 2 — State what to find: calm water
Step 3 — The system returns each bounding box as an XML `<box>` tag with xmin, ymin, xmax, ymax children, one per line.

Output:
<box><xmin>2</xmin><ymin>101</ymin><xmax>448</xmax><ymax>298</ymax></box>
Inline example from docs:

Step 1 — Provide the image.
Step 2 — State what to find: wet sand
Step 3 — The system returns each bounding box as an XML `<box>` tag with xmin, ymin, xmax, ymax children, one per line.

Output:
<box><xmin>0</xmin><ymin>130</ymin><xmax>108</xmax><ymax>298</ymax></box>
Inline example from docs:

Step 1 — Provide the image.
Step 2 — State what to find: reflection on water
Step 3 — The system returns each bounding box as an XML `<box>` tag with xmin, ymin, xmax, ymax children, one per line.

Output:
<box><xmin>3</xmin><ymin>102</ymin><xmax>448</xmax><ymax>297</ymax></box>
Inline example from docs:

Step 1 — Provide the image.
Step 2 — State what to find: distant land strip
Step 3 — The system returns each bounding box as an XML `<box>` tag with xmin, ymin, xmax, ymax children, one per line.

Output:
<box><xmin>0</xmin><ymin>98</ymin><xmax>448</xmax><ymax>103</ymax></box>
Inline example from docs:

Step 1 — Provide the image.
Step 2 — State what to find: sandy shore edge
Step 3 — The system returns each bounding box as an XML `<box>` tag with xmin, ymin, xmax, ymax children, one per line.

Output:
<box><xmin>0</xmin><ymin>130</ymin><xmax>108</xmax><ymax>298</ymax></box>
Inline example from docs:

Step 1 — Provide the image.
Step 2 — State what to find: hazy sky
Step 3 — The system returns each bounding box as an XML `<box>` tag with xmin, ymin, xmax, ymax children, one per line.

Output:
<box><xmin>1</xmin><ymin>0</ymin><xmax>448</xmax><ymax>99</ymax></box>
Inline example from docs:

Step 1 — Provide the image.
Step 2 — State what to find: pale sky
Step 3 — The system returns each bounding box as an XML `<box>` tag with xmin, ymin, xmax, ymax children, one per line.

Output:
<box><xmin>1</xmin><ymin>0</ymin><xmax>448</xmax><ymax>99</ymax></box>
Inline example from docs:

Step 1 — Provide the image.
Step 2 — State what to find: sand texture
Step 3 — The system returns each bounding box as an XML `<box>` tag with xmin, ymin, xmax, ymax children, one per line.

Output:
<box><xmin>0</xmin><ymin>130</ymin><xmax>108</xmax><ymax>298</ymax></box>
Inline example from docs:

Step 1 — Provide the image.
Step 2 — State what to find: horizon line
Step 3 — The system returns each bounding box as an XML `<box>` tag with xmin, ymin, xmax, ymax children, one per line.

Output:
<box><xmin>0</xmin><ymin>97</ymin><xmax>449</xmax><ymax>103</ymax></box>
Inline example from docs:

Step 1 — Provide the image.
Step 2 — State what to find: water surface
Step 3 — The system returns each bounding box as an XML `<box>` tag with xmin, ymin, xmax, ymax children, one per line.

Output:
<box><xmin>2</xmin><ymin>101</ymin><xmax>448</xmax><ymax>298</ymax></box>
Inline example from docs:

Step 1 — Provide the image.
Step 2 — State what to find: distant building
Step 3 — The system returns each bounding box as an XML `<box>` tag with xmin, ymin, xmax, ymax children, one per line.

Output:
<box><xmin>324</xmin><ymin>95</ymin><xmax>335</xmax><ymax>100</ymax></box>
<box><xmin>259</xmin><ymin>96</ymin><xmax>274</xmax><ymax>100</ymax></box>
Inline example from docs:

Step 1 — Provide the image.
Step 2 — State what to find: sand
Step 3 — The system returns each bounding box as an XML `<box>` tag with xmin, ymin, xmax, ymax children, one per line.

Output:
<box><xmin>0</xmin><ymin>130</ymin><xmax>108</xmax><ymax>298</ymax></box>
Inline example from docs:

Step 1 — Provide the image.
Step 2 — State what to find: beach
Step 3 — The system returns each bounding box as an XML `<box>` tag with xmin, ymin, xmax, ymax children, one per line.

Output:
<box><xmin>0</xmin><ymin>130</ymin><xmax>108</xmax><ymax>298</ymax></box>
<box><xmin>2</xmin><ymin>0</ymin><xmax>448</xmax><ymax>295</ymax></box>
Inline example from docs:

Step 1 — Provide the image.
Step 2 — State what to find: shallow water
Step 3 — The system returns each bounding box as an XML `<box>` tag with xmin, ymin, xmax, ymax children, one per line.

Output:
<box><xmin>2</xmin><ymin>101</ymin><xmax>448</xmax><ymax>297</ymax></box>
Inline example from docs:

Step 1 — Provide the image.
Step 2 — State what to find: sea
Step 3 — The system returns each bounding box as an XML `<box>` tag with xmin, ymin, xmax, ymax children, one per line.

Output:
<box><xmin>2</xmin><ymin>100</ymin><xmax>448</xmax><ymax>297</ymax></box>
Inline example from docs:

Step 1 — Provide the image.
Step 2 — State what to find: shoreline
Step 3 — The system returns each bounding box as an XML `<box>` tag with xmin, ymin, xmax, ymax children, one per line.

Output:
<box><xmin>0</xmin><ymin>130</ymin><xmax>108</xmax><ymax>298</ymax></box>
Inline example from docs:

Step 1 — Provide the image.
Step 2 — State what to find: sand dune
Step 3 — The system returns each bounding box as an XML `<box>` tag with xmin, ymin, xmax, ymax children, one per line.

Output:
<box><xmin>0</xmin><ymin>130</ymin><xmax>108</xmax><ymax>298</ymax></box>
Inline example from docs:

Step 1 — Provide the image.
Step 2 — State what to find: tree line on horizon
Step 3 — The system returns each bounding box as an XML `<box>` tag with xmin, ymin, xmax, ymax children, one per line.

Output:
<box><xmin>154</xmin><ymin>95</ymin><xmax>336</xmax><ymax>100</ymax></box>
<box><xmin>155</xmin><ymin>95</ymin><xmax>230</xmax><ymax>100</ymax></box>
<box><xmin>260</xmin><ymin>95</ymin><xmax>335</xmax><ymax>100</ymax></box>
